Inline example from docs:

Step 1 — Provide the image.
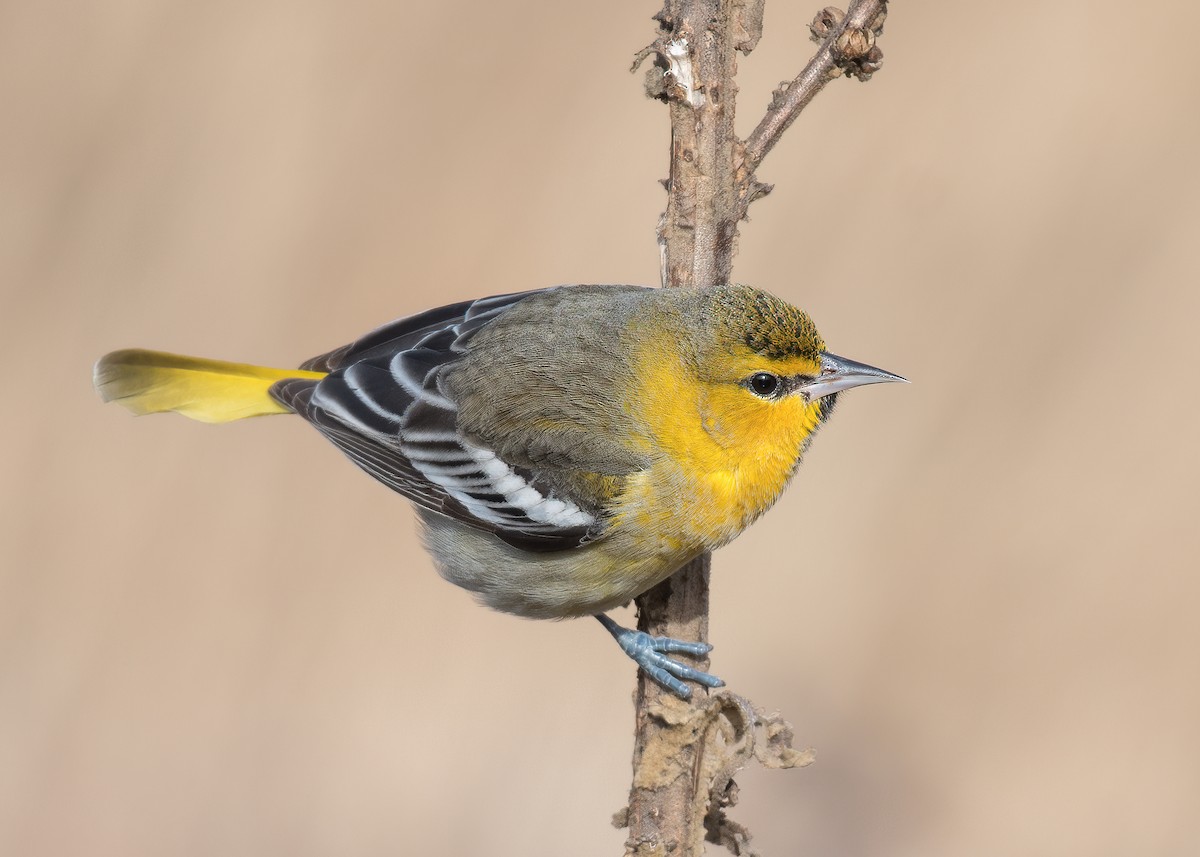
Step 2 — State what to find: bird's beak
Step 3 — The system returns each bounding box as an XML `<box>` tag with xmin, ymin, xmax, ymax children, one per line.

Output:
<box><xmin>800</xmin><ymin>352</ymin><xmax>908</xmax><ymax>401</ymax></box>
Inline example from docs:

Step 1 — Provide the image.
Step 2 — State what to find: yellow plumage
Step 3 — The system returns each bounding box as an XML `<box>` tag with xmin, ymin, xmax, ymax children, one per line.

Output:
<box><xmin>94</xmin><ymin>286</ymin><xmax>905</xmax><ymax>697</ymax></box>
<box><xmin>93</xmin><ymin>349</ymin><xmax>326</xmax><ymax>424</ymax></box>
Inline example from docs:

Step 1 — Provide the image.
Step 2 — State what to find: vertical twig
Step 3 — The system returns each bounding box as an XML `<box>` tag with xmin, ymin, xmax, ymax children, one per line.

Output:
<box><xmin>625</xmin><ymin>2</ymin><xmax>741</xmax><ymax>854</ymax></box>
<box><xmin>620</xmin><ymin>2</ymin><xmax>888</xmax><ymax>855</ymax></box>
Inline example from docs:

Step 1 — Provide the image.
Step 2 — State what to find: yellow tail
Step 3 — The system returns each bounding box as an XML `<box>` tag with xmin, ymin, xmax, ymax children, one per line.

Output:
<box><xmin>94</xmin><ymin>349</ymin><xmax>327</xmax><ymax>424</ymax></box>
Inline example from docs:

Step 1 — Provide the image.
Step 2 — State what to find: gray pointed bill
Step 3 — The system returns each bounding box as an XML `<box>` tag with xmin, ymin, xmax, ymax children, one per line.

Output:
<box><xmin>801</xmin><ymin>352</ymin><xmax>908</xmax><ymax>401</ymax></box>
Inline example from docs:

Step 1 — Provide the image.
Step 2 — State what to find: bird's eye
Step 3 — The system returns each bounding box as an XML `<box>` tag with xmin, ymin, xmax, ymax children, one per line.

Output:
<box><xmin>747</xmin><ymin>372</ymin><xmax>781</xmax><ymax>398</ymax></box>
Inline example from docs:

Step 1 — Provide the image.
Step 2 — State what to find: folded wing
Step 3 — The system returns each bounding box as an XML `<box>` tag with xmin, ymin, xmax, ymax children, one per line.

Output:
<box><xmin>271</xmin><ymin>290</ymin><xmax>599</xmax><ymax>551</ymax></box>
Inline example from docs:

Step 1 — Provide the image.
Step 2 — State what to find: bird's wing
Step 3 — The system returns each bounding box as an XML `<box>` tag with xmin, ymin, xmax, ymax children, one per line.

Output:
<box><xmin>271</xmin><ymin>289</ymin><xmax>598</xmax><ymax>552</ymax></box>
<box><xmin>297</xmin><ymin>291</ymin><xmax>534</xmax><ymax>373</ymax></box>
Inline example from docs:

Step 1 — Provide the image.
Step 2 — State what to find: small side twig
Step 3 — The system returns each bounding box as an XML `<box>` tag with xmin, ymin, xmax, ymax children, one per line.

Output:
<box><xmin>742</xmin><ymin>0</ymin><xmax>888</xmax><ymax>173</ymax></box>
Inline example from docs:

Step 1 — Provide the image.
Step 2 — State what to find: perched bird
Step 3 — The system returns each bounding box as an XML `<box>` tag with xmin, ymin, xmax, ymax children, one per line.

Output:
<box><xmin>94</xmin><ymin>284</ymin><xmax>904</xmax><ymax>697</ymax></box>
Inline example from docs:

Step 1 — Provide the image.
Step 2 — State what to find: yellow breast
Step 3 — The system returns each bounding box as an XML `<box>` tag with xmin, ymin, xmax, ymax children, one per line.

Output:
<box><xmin>613</xmin><ymin>321</ymin><xmax>826</xmax><ymax>555</ymax></box>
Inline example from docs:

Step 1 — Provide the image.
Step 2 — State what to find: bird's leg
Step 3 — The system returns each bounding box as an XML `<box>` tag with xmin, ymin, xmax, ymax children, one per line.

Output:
<box><xmin>595</xmin><ymin>613</ymin><xmax>725</xmax><ymax>699</ymax></box>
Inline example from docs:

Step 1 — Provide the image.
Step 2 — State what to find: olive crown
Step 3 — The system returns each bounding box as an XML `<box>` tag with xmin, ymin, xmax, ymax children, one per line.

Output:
<box><xmin>710</xmin><ymin>286</ymin><xmax>826</xmax><ymax>361</ymax></box>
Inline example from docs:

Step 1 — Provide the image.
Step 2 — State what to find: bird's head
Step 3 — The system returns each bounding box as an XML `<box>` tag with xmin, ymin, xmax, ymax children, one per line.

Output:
<box><xmin>705</xmin><ymin>283</ymin><xmax>903</xmax><ymax>419</ymax></box>
<box><xmin>621</xmin><ymin>284</ymin><xmax>906</xmax><ymax>545</ymax></box>
<box><xmin>658</xmin><ymin>285</ymin><xmax>906</xmax><ymax>470</ymax></box>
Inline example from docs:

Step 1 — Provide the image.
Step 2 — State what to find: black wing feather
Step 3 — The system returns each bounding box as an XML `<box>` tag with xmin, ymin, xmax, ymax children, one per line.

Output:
<box><xmin>272</xmin><ymin>289</ymin><xmax>596</xmax><ymax>551</ymax></box>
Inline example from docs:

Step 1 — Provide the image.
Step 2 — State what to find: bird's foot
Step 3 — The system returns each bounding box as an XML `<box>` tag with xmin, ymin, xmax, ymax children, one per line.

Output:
<box><xmin>596</xmin><ymin>614</ymin><xmax>725</xmax><ymax>699</ymax></box>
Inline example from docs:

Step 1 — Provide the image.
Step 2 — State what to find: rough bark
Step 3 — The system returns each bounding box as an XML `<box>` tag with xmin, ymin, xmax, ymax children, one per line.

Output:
<box><xmin>619</xmin><ymin>3</ymin><xmax>889</xmax><ymax>855</ymax></box>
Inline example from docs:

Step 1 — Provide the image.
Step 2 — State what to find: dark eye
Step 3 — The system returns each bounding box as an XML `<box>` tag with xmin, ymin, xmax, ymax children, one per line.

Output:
<box><xmin>747</xmin><ymin>372</ymin><xmax>781</xmax><ymax>398</ymax></box>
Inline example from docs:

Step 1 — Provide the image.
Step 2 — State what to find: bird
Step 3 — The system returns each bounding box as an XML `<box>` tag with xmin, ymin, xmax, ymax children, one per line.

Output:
<box><xmin>94</xmin><ymin>284</ymin><xmax>905</xmax><ymax>697</ymax></box>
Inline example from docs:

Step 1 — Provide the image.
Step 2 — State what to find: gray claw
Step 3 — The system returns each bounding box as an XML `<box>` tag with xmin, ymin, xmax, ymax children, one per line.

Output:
<box><xmin>595</xmin><ymin>614</ymin><xmax>725</xmax><ymax>699</ymax></box>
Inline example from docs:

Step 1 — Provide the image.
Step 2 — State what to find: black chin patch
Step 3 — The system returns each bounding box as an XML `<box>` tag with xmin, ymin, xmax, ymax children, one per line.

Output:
<box><xmin>817</xmin><ymin>392</ymin><xmax>839</xmax><ymax>423</ymax></box>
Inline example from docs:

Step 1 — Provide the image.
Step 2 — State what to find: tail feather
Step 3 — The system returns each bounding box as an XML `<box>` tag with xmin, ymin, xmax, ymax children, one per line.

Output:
<box><xmin>94</xmin><ymin>349</ymin><xmax>327</xmax><ymax>424</ymax></box>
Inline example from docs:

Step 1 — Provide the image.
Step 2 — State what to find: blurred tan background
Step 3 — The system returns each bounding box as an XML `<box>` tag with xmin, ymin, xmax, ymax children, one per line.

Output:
<box><xmin>3</xmin><ymin>1</ymin><xmax>1199</xmax><ymax>854</ymax></box>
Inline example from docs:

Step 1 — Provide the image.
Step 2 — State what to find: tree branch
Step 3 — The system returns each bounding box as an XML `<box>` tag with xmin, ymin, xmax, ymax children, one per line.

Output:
<box><xmin>742</xmin><ymin>1</ymin><xmax>888</xmax><ymax>173</ymax></box>
<box><xmin>618</xmin><ymin>3</ymin><xmax>888</xmax><ymax>855</ymax></box>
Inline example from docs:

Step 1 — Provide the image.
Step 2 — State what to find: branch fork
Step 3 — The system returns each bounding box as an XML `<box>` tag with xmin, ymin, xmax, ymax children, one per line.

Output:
<box><xmin>637</xmin><ymin>2</ymin><xmax>887</xmax><ymax>227</ymax></box>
